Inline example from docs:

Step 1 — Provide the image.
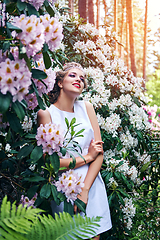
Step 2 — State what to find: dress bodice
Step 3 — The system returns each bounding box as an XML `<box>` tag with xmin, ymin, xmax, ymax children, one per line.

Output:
<box><xmin>47</xmin><ymin>100</ymin><xmax>94</xmax><ymax>156</ymax></box>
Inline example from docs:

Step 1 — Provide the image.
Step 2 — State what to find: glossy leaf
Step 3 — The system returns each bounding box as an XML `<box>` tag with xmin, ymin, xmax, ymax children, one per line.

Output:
<box><xmin>12</xmin><ymin>101</ymin><xmax>25</xmax><ymax>121</ymax></box>
<box><xmin>0</xmin><ymin>92</ymin><xmax>11</xmax><ymax>113</ymax></box>
<box><xmin>17</xmin><ymin>144</ymin><xmax>34</xmax><ymax>159</ymax></box>
<box><xmin>40</xmin><ymin>184</ymin><xmax>51</xmax><ymax>199</ymax></box>
<box><xmin>43</xmin><ymin>51</ymin><xmax>52</xmax><ymax>69</ymax></box>
<box><xmin>30</xmin><ymin>145</ymin><xmax>43</xmax><ymax>162</ymax></box>
<box><xmin>31</xmin><ymin>69</ymin><xmax>47</xmax><ymax>79</ymax></box>
<box><xmin>50</xmin><ymin>152</ymin><xmax>60</xmax><ymax>174</ymax></box>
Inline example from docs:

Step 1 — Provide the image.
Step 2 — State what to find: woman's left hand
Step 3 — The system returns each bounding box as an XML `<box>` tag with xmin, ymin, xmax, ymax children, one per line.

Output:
<box><xmin>74</xmin><ymin>187</ymin><xmax>89</xmax><ymax>214</ymax></box>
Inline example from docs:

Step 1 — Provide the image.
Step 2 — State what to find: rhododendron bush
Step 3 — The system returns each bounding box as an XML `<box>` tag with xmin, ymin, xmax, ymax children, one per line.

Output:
<box><xmin>0</xmin><ymin>1</ymin><xmax>159</xmax><ymax>240</ymax></box>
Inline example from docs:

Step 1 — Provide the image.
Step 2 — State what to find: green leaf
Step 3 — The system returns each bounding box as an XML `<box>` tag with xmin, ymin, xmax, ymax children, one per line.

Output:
<box><xmin>6</xmin><ymin>112</ymin><xmax>22</xmax><ymax>132</ymax></box>
<box><xmin>116</xmin><ymin>143</ymin><xmax>123</xmax><ymax>151</ymax></box>
<box><xmin>43</xmin><ymin>51</ymin><xmax>52</xmax><ymax>69</ymax></box>
<box><xmin>74</xmin><ymin>198</ymin><xmax>86</xmax><ymax>213</ymax></box>
<box><xmin>136</xmin><ymin>130</ymin><xmax>143</xmax><ymax>139</ymax></box>
<box><xmin>74</xmin><ymin>128</ymin><xmax>85</xmax><ymax>136</ymax></box>
<box><xmin>0</xmin><ymin>92</ymin><xmax>11</xmax><ymax>113</ymax></box>
<box><xmin>25</xmin><ymin>176</ymin><xmax>46</xmax><ymax>182</ymax></box>
<box><xmin>30</xmin><ymin>145</ymin><xmax>43</xmax><ymax>162</ymax></box>
<box><xmin>57</xmin><ymin>192</ymin><xmax>66</xmax><ymax>202</ymax></box>
<box><xmin>50</xmin><ymin>152</ymin><xmax>60</xmax><ymax>174</ymax></box>
<box><xmin>12</xmin><ymin>101</ymin><xmax>25</xmax><ymax>121</ymax></box>
<box><xmin>70</xmin><ymin>117</ymin><xmax>76</xmax><ymax>126</ymax></box>
<box><xmin>2</xmin><ymin>41</ymin><xmax>10</xmax><ymax>52</ymax></box>
<box><xmin>50</xmin><ymin>184</ymin><xmax>60</xmax><ymax>205</ymax></box>
<box><xmin>64</xmin><ymin>199</ymin><xmax>74</xmax><ymax>216</ymax></box>
<box><xmin>104</xmin><ymin>171</ymin><xmax>113</xmax><ymax>183</ymax></box>
<box><xmin>44</xmin><ymin>0</ymin><xmax>55</xmax><ymax>17</ymax></box>
<box><xmin>27</xmin><ymin>3</ymin><xmax>39</xmax><ymax>16</ymax></box>
<box><xmin>40</xmin><ymin>184</ymin><xmax>51</xmax><ymax>199</ymax></box>
<box><xmin>68</xmin><ymin>152</ymin><xmax>76</xmax><ymax>169</ymax></box>
<box><xmin>31</xmin><ymin>68</ymin><xmax>47</xmax><ymax>79</ymax></box>
<box><xmin>17</xmin><ymin>0</ymin><xmax>27</xmax><ymax>11</ymax></box>
<box><xmin>17</xmin><ymin>144</ymin><xmax>34</xmax><ymax>159</ymax></box>
<box><xmin>140</xmin><ymin>161</ymin><xmax>150</xmax><ymax>172</ymax></box>
<box><xmin>65</xmin><ymin>117</ymin><xmax>69</xmax><ymax>128</ymax></box>
<box><xmin>25</xmin><ymin>133</ymin><xmax>36</xmax><ymax>139</ymax></box>
<box><xmin>60</xmin><ymin>147</ymin><xmax>67</xmax><ymax>156</ymax></box>
<box><xmin>118</xmin><ymin>188</ymin><xmax>130</xmax><ymax>198</ymax></box>
<box><xmin>27</xmin><ymin>185</ymin><xmax>39</xmax><ymax>200</ymax></box>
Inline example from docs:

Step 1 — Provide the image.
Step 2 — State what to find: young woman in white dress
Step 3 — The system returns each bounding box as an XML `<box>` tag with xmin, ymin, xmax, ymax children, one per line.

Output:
<box><xmin>37</xmin><ymin>62</ymin><xmax>112</xmax><ymax>240</ymax></box>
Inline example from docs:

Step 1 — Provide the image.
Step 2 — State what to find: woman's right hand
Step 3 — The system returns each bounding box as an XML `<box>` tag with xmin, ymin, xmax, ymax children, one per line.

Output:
<box><xmin>87</xmin><ymin>139</ymin><xmax>104</xmax><ymax>162</ymax></box>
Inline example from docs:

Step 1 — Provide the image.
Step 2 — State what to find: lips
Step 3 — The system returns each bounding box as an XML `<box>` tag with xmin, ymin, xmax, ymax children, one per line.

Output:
<box><xmin>72</xmin><ymin>83</ymin><xmax>81</xmax><ymax>88</ymax></box>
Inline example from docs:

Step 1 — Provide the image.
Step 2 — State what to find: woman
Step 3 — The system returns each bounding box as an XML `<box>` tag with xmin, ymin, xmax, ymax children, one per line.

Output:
<box><xmin>37</xmin><ymin>62</ymin><xmax>112</xmax><ymax>239</ymax></box>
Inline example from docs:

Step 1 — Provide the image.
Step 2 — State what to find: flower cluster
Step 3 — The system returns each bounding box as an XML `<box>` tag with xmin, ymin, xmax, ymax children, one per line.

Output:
<box><xmin>128</xmin><ymin>104</ymin><xmax>151</xmax><ymax>130</ymax></box>
<box><xmin>0</xmin><ymin>2</ymin><xmax>6</xmax><ymax>27</ymax></box>
<box><xmin>97</xmin><ymin>113</ymin><xmax>121</xmax><ymax>137</ymax></box>
<box><xmin>32</xmin><ymin>60</ymin><xmax>56</xmax><ymax>96</ymax></box>
<box><xmin>121</xmin><ymin>197</ymin><xmax>136</xmax><ymax>230</ymax></box>
<box><xmin>40</xmin><ymin>14</ymin><xmax>63</xmax><ymax>51</ymax></box>
<box><xmin>21</xmin><ymin>116</ymin><xmax>33</xmax><ymax>132</ymax></box>
<box><xmin>21</xmin><ymin>0</ymin><xmax>47</xmax><ymax>11</ymax></box>
<box><xmin>104</xmin><ymin>156</ymin><xmax>138</xmax><ymax>182</ymax></box>
<box><xmin>120</xmin><ymin>131</ymin><xmax>138</xmax><ymax>149</ymax></box>
<box><xmin>0</xmin><ymin>58</ymin><xmax>31</xmax><ymax>102</ymax></box>
<box><xmin>12</xmin><ymin>14</ymin><xmax>63</xmax><ymax>57</ymax></box>
<box><xmin>25</xmin><ymin>93</ymin><xmax>38</xmax><ymax>110</ymax></box>
<box><xmin>20</xmin><ymin>193</ymin><xmax>38</xmax><ymax>208</ymax></box>
<box><xmin>36</xmin><ymin>122</ymin><xmax>64</xmax><ymax>155</ymax></box>
<box><xmin>144</xmin><ymin>105</ymin><xmax>160</xmax><ymax>131</ymax></box>
<box><xmin>54</xmin><ymin>169</ymin><xmax>84</xmax><ymax>202</ymax></box>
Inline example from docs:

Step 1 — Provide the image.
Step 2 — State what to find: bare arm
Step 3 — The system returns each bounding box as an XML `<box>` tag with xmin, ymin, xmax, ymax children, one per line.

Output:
<box><xmin>74</xmin><ymin>102</ymin><xmax>103</xmax><ymax>210</ymax></box>
<box><xmin>83</xmin><ymin>101</ymin><xmax>103</xmax><ymax>190</ymax></box>
<box><xmin>37</xmin><ymin>109</ymin><xmax>102</xmax><ymax>169</ymax></box>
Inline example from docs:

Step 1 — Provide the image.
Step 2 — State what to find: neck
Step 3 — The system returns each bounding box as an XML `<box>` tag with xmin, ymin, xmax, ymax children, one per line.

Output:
<box><xmin>54</xmin><ymin>94</ymin><xmax>76</xmax><ymax>113</ymax></box>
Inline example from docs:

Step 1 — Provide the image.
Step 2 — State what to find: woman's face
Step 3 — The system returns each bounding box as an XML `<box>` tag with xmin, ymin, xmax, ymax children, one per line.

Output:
<box><xmin>59</xmin><ymin>68</ymin><xmax>85</xmax><ymax>97</ymax></box>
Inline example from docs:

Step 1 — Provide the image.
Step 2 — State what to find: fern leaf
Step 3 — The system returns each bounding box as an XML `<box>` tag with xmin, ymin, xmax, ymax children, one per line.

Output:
<box><xmin>26</xmin><ymin>211</ymin><xmax>100</xmax><ymax>240</ymax></box>
<box><xmin>0</xmin><ymin>196</ymin><xmax>44</xmax><ymax>239</ymax></box>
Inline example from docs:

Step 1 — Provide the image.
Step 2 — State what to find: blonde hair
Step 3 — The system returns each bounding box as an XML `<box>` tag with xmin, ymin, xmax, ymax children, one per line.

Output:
<box><xmin>48</xmin><ymin>62</ymin><xmax>87</xmax><ymax>104</ymax></box>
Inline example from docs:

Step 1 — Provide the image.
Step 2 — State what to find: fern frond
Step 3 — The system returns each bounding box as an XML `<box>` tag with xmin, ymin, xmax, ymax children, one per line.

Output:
<box><xmin>26</xmin><ymin>211</ymin><xmax>101</xmax><ymax>240</ymax></box>
<box><xmin>0</xmin><ymin>196</ymin><xmax>43</xmax><ymax>240</ymax></box>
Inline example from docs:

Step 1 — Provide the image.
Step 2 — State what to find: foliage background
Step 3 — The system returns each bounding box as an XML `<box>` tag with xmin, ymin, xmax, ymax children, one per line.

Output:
<box><xmin>0</xmin><ymin>0</ymin><xmax>159</xmax><ymax>240</ymax></box>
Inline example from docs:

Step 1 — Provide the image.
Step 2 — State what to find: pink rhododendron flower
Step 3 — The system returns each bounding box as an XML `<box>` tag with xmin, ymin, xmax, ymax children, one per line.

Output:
<box><xmin>36</xmin><ymin>122</ymin><xmax>64</xmax><ymax>155</ymax></box>
<box><xmin>40</xmin><ymin>14</ymin><xmax>63</xmax><ymax>51</ymax></box>
<box><xmin>0</xmin><ymin>58</ymin><xmax>31</xmax><ymax>102</ymax></box>
<box><xmin>54</xmin><ymin>169</ymin><xmax>84</xmax><ymax>202</ymax></box>
<box><xmin>32</xmin><ymin>60</ymin><xmax>56</xmax><ymax>96</ymax></box>
<box><xmin>20</xmin><ymin>193</ymin><xmax>38</xmax><ymax>208</ymax></box>
<box><xmin>25</xmin><ymin>93</ymin><xmax>38</xmax><ymax>110</ymax></box>
<box><xmin>13</xmin><ymin>14</ymin><xmax>45</xmax><ymax>57</ymax></box>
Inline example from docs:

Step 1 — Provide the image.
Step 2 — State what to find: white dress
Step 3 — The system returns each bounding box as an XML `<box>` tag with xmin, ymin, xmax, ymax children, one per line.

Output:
<box><xmin>47</xmin><ymin>100</ymin><xmax>112</xmax><ymax>236</ymax></box>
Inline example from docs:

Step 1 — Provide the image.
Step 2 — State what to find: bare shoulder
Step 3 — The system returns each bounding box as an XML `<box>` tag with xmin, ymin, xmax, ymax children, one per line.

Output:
<box><xmin>84</xmin><ymin>101</ymin><xmax>95</xmax><ymax>115</ymax></box>
<box><xmin>37</xmin><ymin>109</ymin><xmax>51</xmax><ymax>126</ymax></box>
<box><xmin>84</xmin><ymin>101</ymin><xmax>101</xmax><ymax>140</ymax></box>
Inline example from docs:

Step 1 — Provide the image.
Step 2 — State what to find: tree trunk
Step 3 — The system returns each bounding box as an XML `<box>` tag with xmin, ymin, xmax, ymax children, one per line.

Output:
<box><xmin>103</xmin><ymin>0</ymin><xmax>108</xmax><ymax>24</ymax></box>
<box><xmin>143</xmin><ymin>0</ymin><xmax>148</xmax><ymax>83</ymax></box>
<box><xmin>114</xmin><ymin>0</ymin><xmax>117</xmax><ymax>52</ymax></box>
<box><xmin>96</xmin><ymin>0</ymin><xmax>100</xmax><ymax>29</ymax></box>
<box><xmin>120</xmin><ymin>0</ymin><xmax>125</xmax><ymax>59</ymax></box>
<box><xmin>78</xmin><ymin>0</ymin><xmax>87</xmax><ymax>21</ymax></box>
<box><xmin>68</xmin><ymin>0</ymin><xmax>74</xmax><ymax>16</ymax></box>
<box><xmin>126</xmin><ymin>0</ymin><xmax>137</xmax><ymax>76</ymax></box>
<box><xmin>88</xmin><ymin>0</ymin><xmax>94</xmax><ymax>24</ymax></box>
<box><xmin>126</xmin><ymin>20</ymin><xmax>130</xmax><ymax>69</ymax></box>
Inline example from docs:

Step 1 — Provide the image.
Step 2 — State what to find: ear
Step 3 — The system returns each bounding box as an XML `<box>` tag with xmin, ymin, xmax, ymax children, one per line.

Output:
<box><xmin>58</xmin><ymin>81</ymin><xmax>63</xmax><ymax>89</ymax></box>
